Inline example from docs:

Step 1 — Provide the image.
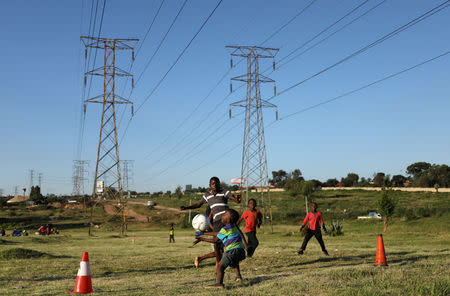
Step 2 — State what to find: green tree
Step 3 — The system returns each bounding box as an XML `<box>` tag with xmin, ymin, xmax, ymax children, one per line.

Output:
<box><xmin>391</xmin><ymin>175</ymin><xmax>407</xmax><ymax>187</ymax></box>
<box><xmin>165</xmin><ymin>190</ymin><xmax>172</xmax><ymax>197</ymax></box>
<box><xmin>175</xmin><ymin>186</ymin><xmax>183</xmax><ymax>199</ymax></box>
<box><xmin>406</xmin><ymin>162</ymin><xmax>431</xmax><ymax>179</ymax></box>
<box><xmin>269</xmin><ymin>170</ymin><xmax>288</xmax><ymax>187</ymax></box>
<box><xmin>291</xmin><ymin>169</ymin><xmax>304</xmax><ymax>182</ymax></box>
<box><xmin>300</xmin><ymin>181</ymin><xmax>315</xmax><ymax>214</ymax></box>
<box><xmin>324</xmin><ymin>178</ymin><xmax>338</xmax><ymax>187</ymax></box>
<box><xmin>373</xmin><ymin>172</ymin><xmax>385</xmax><ymax>187</ymax></box>
<box><xmin>343</xmin><ymin>173</ymin><xmax>359</xmax><ymax>187</ymax></box>
<box><xmin>377</xmin><ymin>188</ymin><xmax>397</xmax><ymax>232</ymax></box>
<box><xmin>358</xmin><ymin>177</ymin><xmax>370</xmax><ymax>187</ymax></box>
<box><xmin>29</xmin><ymin>186</ymin><xmax>44</xmax><ymax>204</ymax></box>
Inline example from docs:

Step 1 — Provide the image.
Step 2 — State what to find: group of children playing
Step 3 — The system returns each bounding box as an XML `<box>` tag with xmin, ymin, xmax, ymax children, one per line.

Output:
<box><xmin>178</xmin><ymin>176</ymin><xmax>329</xmax><ymax>289</ymax></box>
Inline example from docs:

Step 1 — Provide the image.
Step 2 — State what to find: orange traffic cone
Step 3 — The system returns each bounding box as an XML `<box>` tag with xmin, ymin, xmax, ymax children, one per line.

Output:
<box><xmin>375</xmin><ymin>234</ymin><xmax>388</xmax><ymax>266</ymax></box>
<box><xmin>68</xmin><ymin>252</ymin><xmax>93</xmax><ymax>294</ymax></box>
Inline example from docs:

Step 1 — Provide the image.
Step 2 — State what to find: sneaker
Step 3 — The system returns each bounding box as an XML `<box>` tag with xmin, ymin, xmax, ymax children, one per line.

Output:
<box><xmin>323</xmin><ymin>250</ymin><xmax>329</xmax><ymax>256</ymax></box>
<box><xmin>297</xmin><ymin>249</ymin><xmax>304</xmax><ymax>255</ymax></box>
<box><xmin>194</xmin><ymin>257</ymin><xmax>199</xmax><ymax>268</ymax></box>
<box><xmin>205</xmin><ymin>283</ymin><xmax>224</xmax><ymax>289</ymax></box>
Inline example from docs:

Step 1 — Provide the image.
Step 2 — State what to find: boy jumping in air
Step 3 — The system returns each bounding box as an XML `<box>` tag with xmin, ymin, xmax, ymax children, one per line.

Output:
<box><xmin>196</xmin><ymin>208</ymin><xmax>247</xmax><ymax>289</ymax></box>
<box><xmin>298</xmin><ymin>202</ymin><xmax>329</xmax><ymax>256</ymax></box>
<box><xmin>237</xmin><ymin>198</ymin><xmax>262</xmax><ymax>257</ymax></box>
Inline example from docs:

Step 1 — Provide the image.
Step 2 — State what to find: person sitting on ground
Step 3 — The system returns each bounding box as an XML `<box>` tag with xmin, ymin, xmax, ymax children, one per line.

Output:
<box><xmin>196</xmin><ymin>209</ymin><xmax>247</xmax><ymax>289</ymax></box>
<box><xmin>237</xmin><ymin>198</ymin><xmax>263</xmax><ymax>257</ymax></box>
<box><xmin>22</xmin><ymin>230</ymin><xmax>28</xmax><ymax>236</ymax></box>
<box><xmin>12</xmin><ymin>229</ymin><xmax>21</xmax><ymax>237</ymax></box>
<box><xmin>38</xmin><ymin>225</ymin><xmax>45</xmax><ymax>235</ymax></box>
<box><xmin>298</xmin><ymin>202</ymin><xmax>329</xmax><ymax>256</ymax></box>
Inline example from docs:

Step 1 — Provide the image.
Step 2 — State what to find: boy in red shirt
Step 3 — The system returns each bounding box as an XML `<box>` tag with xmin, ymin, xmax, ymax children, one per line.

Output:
<box><xmin>237</xmin><ymin>198</ymin><xmax>262</xmax><ymax>257</ymax></box>
<box><xmin>298</xmin><ymin>202</ymin><xmax>329</xmax><ymax>256</ymax></box>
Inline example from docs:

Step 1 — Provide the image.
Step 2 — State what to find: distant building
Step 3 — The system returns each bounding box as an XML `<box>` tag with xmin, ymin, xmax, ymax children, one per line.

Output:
<box><xmin>185</xmin><ymin>184</ymin><xmax>192</xmax><ymax>191</ymax></box>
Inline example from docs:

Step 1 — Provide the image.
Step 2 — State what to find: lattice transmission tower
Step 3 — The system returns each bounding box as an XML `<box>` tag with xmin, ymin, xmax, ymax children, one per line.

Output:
<box><xmin>228</xmin><ymin>45</ymin><xmax>279</xmax><ymax>227</ymax></box>
<box><xmin>72</xmin><ymin>160</ymin><xmax>89</xmax><ymax>197</ymax></box>
<box><xmin>121</xmin><ymin>160</ymin><xmax>134</xmax><ymax>196</ymax></box>
<box><xmin>81</xmin><ymin>36</ymin><xmax>138</xmax><ymax>235</ymax></box>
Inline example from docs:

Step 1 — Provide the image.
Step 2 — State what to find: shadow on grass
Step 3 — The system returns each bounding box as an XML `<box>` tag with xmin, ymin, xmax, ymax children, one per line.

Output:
<box><xmin>98</xmin><ymin>261</ymin><xmax>216</xmax><ymax>277</ymax></box>
<box><xmin>0</xmin><ymin>239</ymin><xmax>19</xmax><ymax>245</ymax></box>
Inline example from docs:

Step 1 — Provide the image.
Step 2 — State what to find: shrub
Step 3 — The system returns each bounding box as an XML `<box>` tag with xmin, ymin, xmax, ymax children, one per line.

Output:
<box><xmin>327</xmin><ymin>221</ymin><xmax>344</xmax><ymax>236</ymax></box>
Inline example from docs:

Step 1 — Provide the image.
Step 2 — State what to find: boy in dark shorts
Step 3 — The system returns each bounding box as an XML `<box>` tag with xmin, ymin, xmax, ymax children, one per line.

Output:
<box><xmin>180</xmin><ymin>177</ymin><xmax>241</xmax><ymax>271</ymax></box>
<box><xmin>298</xmin><ymin>202</ymin><xmax>329</xmax><ymax>256</ymax></box>
<box><xmin>237</xmin><ymin>198</ymin><xmax>262</xmax><ymax>257</ymax></box>
<box><xmin>196</xmin><ymin>209</ymin><xmax>247</xmax><ymax>289</ymax></box>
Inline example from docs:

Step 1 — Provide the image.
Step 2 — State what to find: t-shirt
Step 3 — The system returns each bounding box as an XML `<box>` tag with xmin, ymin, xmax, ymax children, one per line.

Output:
<box><xmin>241</xmin><ymin>209</ymin><xmax>263</xmax><ymax>233</ymax></box>
<box><xmin>169</xmin><ymin>229</ymin><xmax>174</xmax><ymax>235</ymax></box>
<box><xmin>217</xmin><ymin>224</ymin><xmax>244</xmax><ymax>252</ymax></box>
<box><xmin>200</xmin><ymin>190</ymin><xmax>232</xmax><ymax>222</ymax></box>
<box><xmin>302</xmin><ymin>212</ymin><xmax>324</xmax><ymax>230</ymax></box>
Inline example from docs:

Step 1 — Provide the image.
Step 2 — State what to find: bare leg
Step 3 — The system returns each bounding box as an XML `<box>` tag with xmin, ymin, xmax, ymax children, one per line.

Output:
<box><xmin>216</xmin><ymin>262</ymin><xmax>225</xmax><ymax>285</ymax></box>
<box><xmin>234</xmin><ymin>264</ymin><xmax>242</xmax><ymax>280</ymax></box>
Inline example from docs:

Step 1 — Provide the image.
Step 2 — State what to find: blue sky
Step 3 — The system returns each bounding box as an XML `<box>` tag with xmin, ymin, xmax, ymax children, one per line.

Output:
<box><xmin>1</xmin><ymin>0</ymin><xmax>449</xmax><ymax>195</ymax></box>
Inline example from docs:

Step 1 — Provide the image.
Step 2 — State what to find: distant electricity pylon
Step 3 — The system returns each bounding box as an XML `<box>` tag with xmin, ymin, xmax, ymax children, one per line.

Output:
<box><xmin>81</xmin><ymin>36</ymin><xmax>138</xmax><ymax>236</ymax></box>
<box><xmin>38</xmin><ymin>173</ymin><xmax>43</xmax><ymax>189</ymax></box>
<box><xmin>72</xmin><ymin>160</ymin><xmax>89</xmax><ymax>197</ymax></box>
<box><xmin>228</xmin><ymin>45</ymin><xmax>279</xmax><ymax>228</ymax></box>
<box><xmin>29</xmin><ymin>169</ymin><xmax>34</xmax><ymax>193</ymax></box>
<box><xmin>121</xmin><ymin>160</ymin><xmax>134</xmax><ymax>194</ymax></box>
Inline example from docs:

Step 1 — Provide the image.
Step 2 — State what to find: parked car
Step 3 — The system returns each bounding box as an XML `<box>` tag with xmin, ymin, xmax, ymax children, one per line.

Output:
<box><xmin>357</xmin><ymin>212</ymin><xmax>382</xmax><ymax>219</ymax></box>
<box><xmin>147</xmin><ymin>200</ymin><xmax>157</xmax><ymax>207</ymax></box>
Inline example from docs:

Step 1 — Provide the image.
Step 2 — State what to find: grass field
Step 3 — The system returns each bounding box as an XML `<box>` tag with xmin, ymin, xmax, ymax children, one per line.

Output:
<box><xmin>0</xmin><ymin>190</ymin><xmax>449</xmax><ymax>295</ymax></box>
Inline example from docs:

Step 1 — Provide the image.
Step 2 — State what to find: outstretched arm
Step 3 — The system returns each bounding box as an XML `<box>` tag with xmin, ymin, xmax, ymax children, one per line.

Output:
<box><xmin>229</xmin><ymin>193</ymin><xmax>241</xmax><ymax>204</ymax></box>
<box><xmin>237</xmin><ymin>217</ymin><xmax>244</xmax><ymax>227</ymax></box>
<box><xmin>198</xmin><ymin>236</ymin><xmax>219</xmax><ymax>244</ymax></box>
<box><xmin>180</xmin><ymin>200</ymin><xmax>203</xmax><ymax>211</ymax></box>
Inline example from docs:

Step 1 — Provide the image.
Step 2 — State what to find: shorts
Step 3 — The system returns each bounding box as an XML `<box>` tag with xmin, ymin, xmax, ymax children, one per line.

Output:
<box><xmin>220</xmin><ymin>248</ymin><xmax>246</xmax><ymax>269</ymax></box>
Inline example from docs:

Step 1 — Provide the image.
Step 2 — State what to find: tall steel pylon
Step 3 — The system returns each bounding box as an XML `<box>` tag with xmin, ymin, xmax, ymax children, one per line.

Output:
<box><xmin>121</xmin><ymin>160</ymin><xmax>134</xmax><ymax>196</ymax></box>
<box><xmin>81</xmin><ymin>36</ymin><xmax>138</xmax><ymax>236</ymax></box>
<box><xmin>72</xmin><ymin>160</ymin><xmax>89</xmax><ymax>197</ymax></box>
<box><xmin>228</xmin><ymin>45</ymin><xmax>279</xmax><ymax>228</ymax></box>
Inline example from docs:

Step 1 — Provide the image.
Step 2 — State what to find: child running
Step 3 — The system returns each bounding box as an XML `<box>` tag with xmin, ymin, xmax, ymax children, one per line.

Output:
<box><xmin>196</xmin><ymin>209</ymin><xmax>247</xmax><ymax>289</ymax></box>
<box><xmin>298</xmin><ymin>202</ymin><xmax>329</xmax><ymax>256</ymax></box>
<box><xmin>237</xmin><ymin>198</ymin><xmax>262</xmax><ymax>257</ymax></box>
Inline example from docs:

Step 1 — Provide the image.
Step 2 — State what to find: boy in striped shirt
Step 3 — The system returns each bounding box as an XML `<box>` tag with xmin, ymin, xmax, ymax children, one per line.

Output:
<box><xmin>197</xmin><ymin>208</ymin><xmax>247</xmax><ymax>289</ymax></box>
<box><xmin>180</xmin><ymin>177</ymin><xmax>241</xmax><ymax>271</ymax></box>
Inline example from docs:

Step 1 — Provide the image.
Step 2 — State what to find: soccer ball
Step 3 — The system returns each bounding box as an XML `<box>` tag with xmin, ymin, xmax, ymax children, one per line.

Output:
<box><xmin>192</xmin><ymin>214</ymin><xmax>209</xmax><ymax>231</ymax></box>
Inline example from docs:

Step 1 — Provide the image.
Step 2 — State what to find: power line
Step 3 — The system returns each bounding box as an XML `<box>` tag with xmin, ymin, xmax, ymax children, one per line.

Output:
<box><xmin>140</xmin><ymin>0</ymin><xmax>320</xmax><ymax>163</ymax></box>
<box><xmin>183</xmin><ymin>50</ymin><xmax>449</xmax><ymax>176</ymax></box>
<box><xmin>119</xmin><ymin>0</ymin><xmax>225</xmax><ymax>145</ymax></box>
<box><xmin>134</xmin><ymin>0</ymin><xmax>188</xmax><ymax>87</ymax></box>
<box><xmin>135</xmin><ymin>0</ymin><xmax>167</xmax><ymax>58</ymax></box>
<box><xmin>260</xmin><ymin>0</ymin><xmax>318</xmax><ymax>46</ymax></box>
<box><xmin>276</xmin><ymin>0</ymin><xmax>372</xmax><ymax>67</ymax></box>
<box><xmin>280</xmin><ymin>50</ymin><xmax>450</xmax><ymax>120</ymax></box>
<box><xmin>270</xmin><ymin>0</ymin><xmax>450</xmax><ymax>101</ymax></box>
<box><xmin>276</xmin><ymin>0</ymin><xmax>387</xmax><ymax>70</ymax></box>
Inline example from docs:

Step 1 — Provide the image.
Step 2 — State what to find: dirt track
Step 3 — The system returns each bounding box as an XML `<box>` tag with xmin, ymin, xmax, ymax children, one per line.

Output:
<box><xmin>102</xmin><ymin>203</ymin><xmax>150</xmax><ymax>223</ymax></box>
